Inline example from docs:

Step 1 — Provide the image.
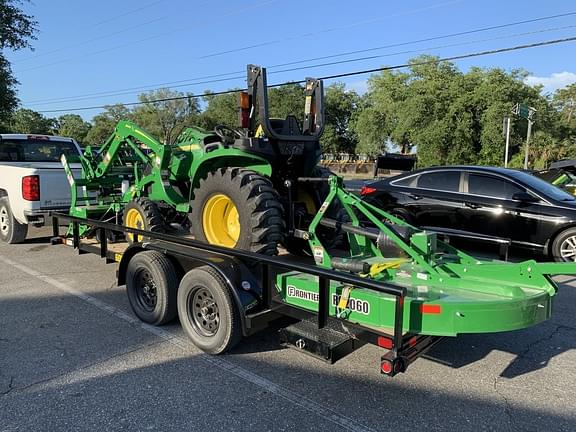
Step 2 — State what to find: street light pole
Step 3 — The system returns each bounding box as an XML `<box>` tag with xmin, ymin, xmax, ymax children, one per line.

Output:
<box><xmin>523</xmin><ymin>118</ymin><xmax>533</xmax><ymax>170</ymax></box>
<box><xmin>504</xmin><ymin>116</ymin><xmax>511</xmax><ymax>168</ymax></box>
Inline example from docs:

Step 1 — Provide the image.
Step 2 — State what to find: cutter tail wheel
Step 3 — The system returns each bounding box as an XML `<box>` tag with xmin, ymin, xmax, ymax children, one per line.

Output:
<box><xmin>177</xmin><ymin>265</ymin><xmax>242</xmax><ymax>354</ymax></box>
<box><xmin>123</xmin><ymin>198</ymin><xmax>165</xmax><ymax>244</ymax></box>
<box><xmin>191</xmin><ymin>168</ymin><xmax>283</xmax><ymax>255</ymax></box>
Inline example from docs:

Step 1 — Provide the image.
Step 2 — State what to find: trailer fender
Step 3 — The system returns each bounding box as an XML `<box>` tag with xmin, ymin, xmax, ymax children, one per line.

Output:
<box><xmin>117</xmin><ymin>244</ymin><xmax>147</xmax><ymax>286</ymax></box>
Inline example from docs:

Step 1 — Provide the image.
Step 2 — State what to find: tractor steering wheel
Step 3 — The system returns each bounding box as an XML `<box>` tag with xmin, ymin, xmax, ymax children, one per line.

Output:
<box><xmin>214</xmin><ymin>124</ymin><xmax>245</xmax><ymax>143</ymax></box>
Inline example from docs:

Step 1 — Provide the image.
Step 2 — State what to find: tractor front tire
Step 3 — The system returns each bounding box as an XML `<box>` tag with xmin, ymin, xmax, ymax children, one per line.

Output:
<box><xmin>123</xmin><ymin>198</ymin><xmax>165</xmax><ymax>244</ymax></box>
<box><xmin>190</xmin><ymin>168</ymin><xmax>283</xmax><ymax>255</ymax></box>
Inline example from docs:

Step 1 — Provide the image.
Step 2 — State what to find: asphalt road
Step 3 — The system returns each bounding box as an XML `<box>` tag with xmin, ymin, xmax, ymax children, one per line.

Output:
<box><xmin>1</xmin><ymin>227</ymin><xmax>575</xmax><ymax>431</ymax></box>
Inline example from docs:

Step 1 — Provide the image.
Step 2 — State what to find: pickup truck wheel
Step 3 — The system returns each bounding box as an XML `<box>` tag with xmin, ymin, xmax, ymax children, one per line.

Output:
<box><xmin>126</xmin><ymin>251</ymin><xmax>178</xmax><ymax>325</ymax></box>
<box><xmin>0</xmin><ymin>197</ymin><xmax>28</xmax><ymax>244</ymax></box>
<box><xmin>177</xmin><ymin>265</ymin><xmax>241</xmax><ymax>354</ymax></box>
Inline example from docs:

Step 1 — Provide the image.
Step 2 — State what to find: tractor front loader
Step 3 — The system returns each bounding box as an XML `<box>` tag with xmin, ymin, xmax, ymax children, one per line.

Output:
<box><xmin>62</xmin><ymin>64</ymin><xmax>339</xmax><ymax>255</ymax></box>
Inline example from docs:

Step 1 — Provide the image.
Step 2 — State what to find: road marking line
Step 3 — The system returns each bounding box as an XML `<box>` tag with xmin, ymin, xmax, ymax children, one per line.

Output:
<box><xmin>1</xmin><ymin>256</ymin><xmax>375</xmax><ymax>432</ymax></box>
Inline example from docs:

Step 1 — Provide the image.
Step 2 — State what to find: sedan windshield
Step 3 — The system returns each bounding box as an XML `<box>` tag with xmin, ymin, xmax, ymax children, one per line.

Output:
<box><xmin>511</xmin><ymin>170</ymin><xmax>576</xmax><ymax>201</ymax></box>
<box><xmin>0</xmin><ymin>138</ymin><xmax>78</xmax><ymax>162</ymax></box>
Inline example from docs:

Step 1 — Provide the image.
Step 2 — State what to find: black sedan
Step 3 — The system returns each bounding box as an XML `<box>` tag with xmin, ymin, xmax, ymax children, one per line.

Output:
<box><xmin>360</xmin><ymin>165</ymin><xmax>576</xmax><ymax>262</ymax></box>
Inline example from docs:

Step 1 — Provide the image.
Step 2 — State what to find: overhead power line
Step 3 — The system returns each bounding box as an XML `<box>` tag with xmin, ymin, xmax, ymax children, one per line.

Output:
<box><xmin>23</xmin><ymin>10</ymin><xmax>576</xmax><ymax>106</ymax></box>
<box><xmin>35</xmin><ymin>35</ymin><xmax>576</xmax><ymax>114</ymax></box>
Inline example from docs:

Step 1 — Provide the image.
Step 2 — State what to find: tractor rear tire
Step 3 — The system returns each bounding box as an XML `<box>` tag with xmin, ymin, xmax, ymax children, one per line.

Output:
<box><xmin>123</xmin><ymin>198</ymin><xmax>165</xmax><ymax>244</ymax></box>
<box><xmin>284</xmin><ymin>166</ymin><xmax>348</xmax><ymax>255</ymax></box>
<box><xmin>190</xmin><ymin>168</ymin><xmax>283</xmax><ymax>255</ymax></box>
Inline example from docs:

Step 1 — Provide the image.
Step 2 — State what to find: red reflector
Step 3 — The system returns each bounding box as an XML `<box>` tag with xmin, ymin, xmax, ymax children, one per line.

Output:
<box><xmin>360</xmin><ymin>185</ymin><xmax>377</xmax><ymax>196</ymax></box>
<box><xmin>22</xmin><ymin>175</ymin><xmax>40</xmax><ymax>201</ymax></box>
<box><xmin>408</xmin><ymin>336</ymin><xmax>417</xmax><ymax>347</ymax></box>
<box><xmin>377</xmin><ymin>336</ymin><xmax>393</xmax><ymax>349</ymax></box>
<box><xmin>420</xmin><ymin>304</ymin><xmax>442</xmax><ymax>314</ymax></box>
<box><xmin>381</xmin><ymin>360</ymin><xmax>392</xmax><ymax>374</ymax></box>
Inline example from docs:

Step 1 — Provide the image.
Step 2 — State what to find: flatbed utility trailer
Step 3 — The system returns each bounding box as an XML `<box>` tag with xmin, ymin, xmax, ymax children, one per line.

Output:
<box><xmin>52</xmin><ymin>175</ymin><xmax>576</xmax><ymax>376</ymax></box>
<box><xmin>51</xmin><ymin>212</ymin><xmax>442</xmax><ymax>376</ymax></box>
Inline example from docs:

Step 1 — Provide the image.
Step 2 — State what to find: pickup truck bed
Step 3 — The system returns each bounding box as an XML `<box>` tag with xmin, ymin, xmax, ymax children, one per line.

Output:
<box><xmin>0</xmin><ymin>134</ymin><xmax>81</xmax><ymax>243</ymax></box>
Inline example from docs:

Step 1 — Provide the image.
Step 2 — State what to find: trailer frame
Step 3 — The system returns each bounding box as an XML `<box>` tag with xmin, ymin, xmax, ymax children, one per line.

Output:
<box><xmin>51</xmin><ymin>212</ymin><xmax>444</xmax><ymax>376</ymax></box>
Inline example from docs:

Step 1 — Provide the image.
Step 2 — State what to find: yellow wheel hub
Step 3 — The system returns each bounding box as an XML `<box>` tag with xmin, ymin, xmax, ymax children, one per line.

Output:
<box><xmin>125</xmin><ymin>207</ymin><xmax>144</xmax><ymax>242</ymax></box>
<box><xmin>202</xmin><ymin>194</ymin><xmax>240</xmax><ymax>248</ymax></box>
<box><xmin>299</xmin><ymin>188</ymin><xmax>317</xmax><ymax>214</ymax></box>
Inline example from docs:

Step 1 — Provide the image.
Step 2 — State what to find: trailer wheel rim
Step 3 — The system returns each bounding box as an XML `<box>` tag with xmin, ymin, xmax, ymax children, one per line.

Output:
<box><xmin>188</xmin><ymin>286</ymin><xmax>220</xmax><ymax>336</ymax></box>
<box><xmin>560</xmin><ymin>235</ymin><xmax>576</xmax><ymax>261</ymax></box>
<box><xmin>125</xmin><ymin>208</ymin><xmax>144</xmax><ymax>242</ymax></box>
<box><xmin>0</xmin><ymin>207</ymin><xmax>9</xmax><ymax>235</ymax></box>
<box><xmin>202</xmin><ymin>194</ymin><xmax>240</xmax><ymax>248</ymax></box>
<box><xmin>134</xmin><ymin>268</ymin><xmax>157</xmax><ymax>311</ymax></box>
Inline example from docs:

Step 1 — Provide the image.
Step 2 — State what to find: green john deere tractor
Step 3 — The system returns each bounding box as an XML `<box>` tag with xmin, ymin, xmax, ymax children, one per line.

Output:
<box><xmin>62</xmin><ymin>65</ymin><xmax>339</xmax><ymax>255</ymax></box>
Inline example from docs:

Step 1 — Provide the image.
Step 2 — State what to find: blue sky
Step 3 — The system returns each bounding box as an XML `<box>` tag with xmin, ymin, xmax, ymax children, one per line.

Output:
<box><xmin>5</xmin><ymin>0</ymin><xmax>576</xmax><ymax>120</ymax></box>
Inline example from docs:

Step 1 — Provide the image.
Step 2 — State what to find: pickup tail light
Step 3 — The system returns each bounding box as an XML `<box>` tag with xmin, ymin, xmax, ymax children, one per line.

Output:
<box><xmin>22</xmin><ymin>175</ymin><xmax>40</xmax><ymax>201</ymax></box>
<box><xmin>360</xmin><ymin>185</ymin><xmax>377</xmax><ymax>196</ymax></box>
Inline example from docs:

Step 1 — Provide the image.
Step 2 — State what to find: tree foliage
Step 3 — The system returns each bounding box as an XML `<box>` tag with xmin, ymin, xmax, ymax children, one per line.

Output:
<box><xmin>56</xmin><ymin>114</ymin><xmax>91</xmax><ymax>144</ymax></box>
<box><xmin>0</xmin><ymin>0</ymin><xmax>38</xmax><ymax>125</ymax></box>
<box><xmin>132</xmin><ymin>88</ymin><xmax>200</xmax><ymax>144</ymax></box>
<box><xmin>85</xmin><ymin>104</ymin><xmax>131</xmax><ymax>146</ymax></box>
<box><xmin>353</xmin><ymin>56</ymin><xmax>555</xmax><ymax>166</ymax></box>
<box><xmin>9</xmin><ymin>108</ymin><xmax>54</xmax><ymax>134</ymax></box>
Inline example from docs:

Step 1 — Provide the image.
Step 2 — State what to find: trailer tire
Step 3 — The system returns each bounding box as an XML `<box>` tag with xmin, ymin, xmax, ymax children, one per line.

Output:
<box><xmin>123</xmin><ymin>198</ymin><xmax>165</xmax><ymax>244</ymax></box>
<box><xmin>126</xmin><ymin>251</ymin><xmax>178</xmax><ymax>325</ymax></box>
<box><xmin>0</xmin><ymin>197</ymin><xmax>28</xmax><ymax>244</ymax></box>
<box><xmin>177</xmin><ymin>265</ymin><xmax>242</xmax><ymax>354</ymax></box>
<box><xmin>191</xmin><ymin>168</ymin><xmax>283</xmax><ymax>255</ymax></box>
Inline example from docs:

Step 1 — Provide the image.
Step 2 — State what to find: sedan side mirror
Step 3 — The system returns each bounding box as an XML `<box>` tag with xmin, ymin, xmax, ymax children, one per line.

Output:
<box><xmin>512</xmin><ymin>192</ymin><xmax>539</xmax><ymax>203</ymax></box>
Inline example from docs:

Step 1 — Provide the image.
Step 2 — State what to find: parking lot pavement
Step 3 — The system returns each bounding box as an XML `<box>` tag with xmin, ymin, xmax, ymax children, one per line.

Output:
<box><xmin>1</xmin><ymin>228</ymin><xmax>576</xmax><ymax>431</ymax></box>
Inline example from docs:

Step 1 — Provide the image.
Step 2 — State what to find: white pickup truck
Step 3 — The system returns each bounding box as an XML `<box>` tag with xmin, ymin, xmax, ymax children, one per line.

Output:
<box><xmin>0</xmin><ymin>133</ymin><xmax>82</xmax><ymax>243</ymax></box>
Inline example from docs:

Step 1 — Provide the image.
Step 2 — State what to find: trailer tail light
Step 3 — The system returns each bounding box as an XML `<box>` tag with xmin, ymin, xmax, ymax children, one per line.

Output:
<box><xmin>22</xmin><ymin>175</ymin><xmax>40</xmax><ymax>201</ymax></box>
<box><xmin>238</xmin><ymin>91</ymin><xmax>251</xmax><ymax>129</ymax></box>
<box><xmin>420</xmin><ymin>304</ymin><xmax>442</xmax><ymax>314</ymax></box>
<box><xmin>377</xmin><ymin>336</ymin><xmax>393</xmax><ymax>349</ymax></box>
<box><xmin>360</xmin><ymin>185</ymin><xmax>377</xmax><ymax>196</ymax></box>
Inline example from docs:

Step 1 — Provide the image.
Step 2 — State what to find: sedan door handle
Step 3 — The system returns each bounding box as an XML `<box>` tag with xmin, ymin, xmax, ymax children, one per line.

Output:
<box><xmin>408</xmin><ymin>193</ymin><xmax>422</xmax><ymax>200</ymax></box>
<box><xmin>464</xmin><ymin>202</ymin><xmax>481</xmax><ymax>209</ymax></box>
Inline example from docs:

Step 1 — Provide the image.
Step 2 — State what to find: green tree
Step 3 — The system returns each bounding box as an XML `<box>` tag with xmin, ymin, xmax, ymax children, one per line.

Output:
<box><xmin>85</xmin><ymin>104</ymin><xmax>131</xmax><ymax>146</ymax></box>
<box><xmin>132</xmin><ymin>88</ymin><xmax>200</xmax><ymax>144</ymax></box>
<box><xmin>354</xmin><ymin>55</ymin><xmax>555</xmax><ymax>167</ymax></box>
<box><xmin>268</xmin><ymin>84</ymin><xmax>306</xmax><ymax>119</ymax></box>
<box><xmin>321</xmin><ymin>83</ymin><xmax>359</xmax><ymax>154</ymax></box>
<box><xmin>198</xmin><ymin>91</ymin><xmax>238</xmax><ymax>130</ymax></box>
<box><xmin>0</xmin><ymin>0</ymin><xmax>38</xmax><ymax>125</ymax></box>
<box><xmin>553</xmin><ymin>83</ymin><xmax>576</xmax><ymax>130</ymax></box>
<box><xmin>56</xmin><ymin>114</ymin><xmax>91</xmax><ymax>144</ymax></box>
<box><xmin>9</xmin><ymin>108</ymin><xmax>55</xmax><ymax>134</ymax></box>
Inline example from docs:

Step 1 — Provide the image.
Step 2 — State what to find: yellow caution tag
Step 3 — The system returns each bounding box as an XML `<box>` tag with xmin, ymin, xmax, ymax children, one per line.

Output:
<box><xmin>368</xmin><ymin>258</ymin><xmax>410</xmax><ymax>277</ymax></box>
<box><xmin>338</xmin><ymin>286</ymin><xmax>352</xmax><ymax>310</ymax></box>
